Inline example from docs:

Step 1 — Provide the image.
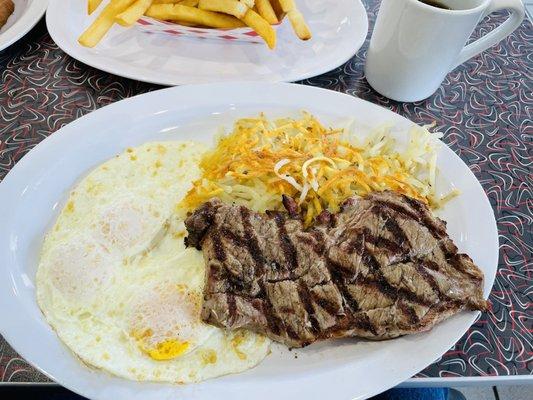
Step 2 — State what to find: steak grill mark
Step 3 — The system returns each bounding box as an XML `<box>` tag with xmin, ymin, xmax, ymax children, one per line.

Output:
<box><xmin>186</xmin><ymin>191</ymin><xmax>489</xmax><ymax>348</ymax></box>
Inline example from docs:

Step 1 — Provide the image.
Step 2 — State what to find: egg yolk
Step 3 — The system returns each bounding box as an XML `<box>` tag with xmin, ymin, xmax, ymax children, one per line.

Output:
<box><xmin>146</xmin><ymin>339</ymin><xmax>189</xmax><ymax>361</ymax></box>
<box><xmin>132</xmin><ymin>329</ymin><xmax>190</xmax><ymax>361</ymax></box>
<box><xmin>231</xmin><ymin>332</ymin><xmax>247</xmax><ymax>360</ymax></box>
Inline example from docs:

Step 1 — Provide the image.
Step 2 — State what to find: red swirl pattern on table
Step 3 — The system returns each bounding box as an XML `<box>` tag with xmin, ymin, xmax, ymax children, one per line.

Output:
<box><xmin>0</xmin><ymin>1</ymin><xmax>531</xmax><ymax>383</ymax></box>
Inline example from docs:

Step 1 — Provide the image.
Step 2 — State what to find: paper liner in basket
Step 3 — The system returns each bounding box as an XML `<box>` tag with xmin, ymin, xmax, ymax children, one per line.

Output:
<box><xmin>136</xmin><ymin>17</ymin><xmax>278</xmax><ymax>44</ymax></box>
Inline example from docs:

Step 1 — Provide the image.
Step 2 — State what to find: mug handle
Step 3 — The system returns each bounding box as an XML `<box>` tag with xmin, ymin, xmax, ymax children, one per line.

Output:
<box><xmin>452</xmin><ymin>0</ymin><xmax>525</xmax><ymax>70</ymax></box>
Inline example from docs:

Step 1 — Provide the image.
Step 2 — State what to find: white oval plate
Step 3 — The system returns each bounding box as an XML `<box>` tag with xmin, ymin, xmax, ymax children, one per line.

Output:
<box><xmin>0</xmin><ymin>0</ymin><xmax>48</xmax><ymax>51</ymax></box>
<box><xmin>0</xmin><ymin>83</ymin><xmax>497</xmax><ymax>400</ymax></box>
<box><xmin>45</xmin><ymin>0</ymin><xmax>368</xmax><ymax>85</ymax></box>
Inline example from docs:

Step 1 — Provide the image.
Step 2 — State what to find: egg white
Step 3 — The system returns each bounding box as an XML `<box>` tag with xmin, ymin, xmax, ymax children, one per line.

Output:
<box><xmin>36</xmin><ymin>141</ymin><xmax>270</xmax><ymax>383</ymax></box>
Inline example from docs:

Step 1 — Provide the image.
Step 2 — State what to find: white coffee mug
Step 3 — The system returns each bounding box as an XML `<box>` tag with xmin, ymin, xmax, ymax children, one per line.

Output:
<box><xmin>364</xmin><ymin>0</ymin><xmax>525</xmax><ymax>102</ymax></box>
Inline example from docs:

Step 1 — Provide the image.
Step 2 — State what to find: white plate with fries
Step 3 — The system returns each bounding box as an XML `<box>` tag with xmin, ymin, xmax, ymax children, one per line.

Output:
<box><xmin>46</xmin><ymin>0</ymin><xmax>368</xmax><ymax>85</ymax></box>
<box><xmin>0</xmin><ymin>0</ymin><xmax>48</xmax><ymax>51</ymax></box>
<box><xmin>0</xmin><ymin>82</ymin><xmax>497</xmax><ymax>400</ymax></box>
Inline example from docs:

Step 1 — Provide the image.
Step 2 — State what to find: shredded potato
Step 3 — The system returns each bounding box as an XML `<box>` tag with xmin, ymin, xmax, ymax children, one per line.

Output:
<box><xmin>181</xmin><ymin>113</ymin><xmax>457</xmax><ymax>225</ymax></box>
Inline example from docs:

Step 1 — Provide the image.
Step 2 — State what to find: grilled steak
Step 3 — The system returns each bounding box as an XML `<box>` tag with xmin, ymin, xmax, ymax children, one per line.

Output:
<box><xmin>185</xmin><ymin>191</ymin><xmax>489</xmax><ymax>348</ymax></box>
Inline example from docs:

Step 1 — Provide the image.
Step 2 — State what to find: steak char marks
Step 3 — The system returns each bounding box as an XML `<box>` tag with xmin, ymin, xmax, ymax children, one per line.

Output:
<box><xmin>185</xmin><ymin>191</ymin><xmax>488</xmax><ymax>348</ymax></box>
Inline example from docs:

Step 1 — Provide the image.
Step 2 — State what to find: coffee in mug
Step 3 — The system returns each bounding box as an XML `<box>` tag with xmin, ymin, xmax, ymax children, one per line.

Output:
<box><xmin>417</xmin><ymin>0</ymin><xmax>451</xmax><ymax>10</ymax></box>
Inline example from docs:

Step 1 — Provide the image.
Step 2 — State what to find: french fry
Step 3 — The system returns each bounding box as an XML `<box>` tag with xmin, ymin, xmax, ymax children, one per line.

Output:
<box><xmin>116</xmin><ymin>0</ymin><xmax>154</xmax><ymax>26</ymax></box>
<box><xmin>277</xmin><ymin>0</ymin><xmax>294</xmax><ymax>11</ymax></box>
<box><xmin>277</xmin><ymin>0</ymin><xmax>310</xmax><ymax>40</ymax></box>
<box><xmin>88</xmin><ymin>0</ymin><xmax>104</xmax><ymax>14</ymax></box>
<box><xmin>255</xmin><ymin>0</ymin><xmax>277</xmax><ymax>24</ymax></box>
<box><xmin>79</xmin><ymin>0</ymin><xmax>137</xmax><ymax>47</ymax></box>
<box><xmin>240</xmin><ymin>8</ymin><xmax>275</xmax><ymax>49</ymax></box>
<box><xmin>286</xmin><ymin>10</ymin><xmax>310</xmax><ymax>40</ymax></box>
<box><xmin>83</xmin><ymin>0</ymin><xmax>306</xmax><ymax>49</ymax></box>
<box><xmin>146</xmin><ymin>4</ymin><xmax>245</xmax><ymax>28</ymax></box>
<box><xmin>173</xmin><ymin>20</ymin><xmax>198</xmax><ymax>26</ymax></box>
<box><xmin>198</xmin><ymin>0</ymin><xmax>248</xmax><ymax>19</ymax></box>
<box><xmin>268</xmin><ymin>0</ymin><xmax>285</xmax><ymax>20</ymax></box>
<box><xmin>179</xmin><ymin>0</ymin><xmax>199</xmax><ymax>5</ymax></box>
<box><xmin>153</xmin><ymin>0</ymin><xmax>198</xmax><ymax>4</ymax></box>
<box><xmin>240</xmin><ymin>0</ymin><xmax>254</xmax><ymax>8</ymax></box>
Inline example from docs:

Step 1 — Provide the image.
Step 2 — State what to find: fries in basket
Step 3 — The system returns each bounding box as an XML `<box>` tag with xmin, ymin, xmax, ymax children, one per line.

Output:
<box><xmin>79</xmin><ymin>0</ymin><xmax>311</xmax><ymax>49</ymax></box>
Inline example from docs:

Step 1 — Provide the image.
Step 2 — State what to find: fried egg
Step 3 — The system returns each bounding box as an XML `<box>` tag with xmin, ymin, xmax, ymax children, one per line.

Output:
<box><xmin>36</xmin><ymin>141</ymin><xmax>270</xmax><ymax>383</ymax></box>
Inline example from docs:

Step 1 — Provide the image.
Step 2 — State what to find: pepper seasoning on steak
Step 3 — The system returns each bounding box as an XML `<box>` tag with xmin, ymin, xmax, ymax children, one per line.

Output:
<box><xmin>185</xmin><ymin>191</ymin><xmax>488</xmax><ymax>348</ymax></box>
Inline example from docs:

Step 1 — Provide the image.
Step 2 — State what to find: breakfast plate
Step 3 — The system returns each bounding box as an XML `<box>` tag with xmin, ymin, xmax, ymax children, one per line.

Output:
<box><xmin>0</xmin><ymin>0</ymin><xmax>48</xmax><ymax>51</ymax></box>
<box><xmin>0</xmin><ymin>82</ymin><xmax>498</xmax><ymax>400</ymax></box>
<box><xmin>45</xmin><ymin>0</ymin><xmax>368</xmax><ymax>85</ymax></box>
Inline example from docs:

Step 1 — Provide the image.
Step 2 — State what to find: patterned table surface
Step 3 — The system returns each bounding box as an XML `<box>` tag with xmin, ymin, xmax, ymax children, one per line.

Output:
<box><xmin>0</xmin><ymin>0</ymin><xmax>531</xmax><ymax>386</ymax></box>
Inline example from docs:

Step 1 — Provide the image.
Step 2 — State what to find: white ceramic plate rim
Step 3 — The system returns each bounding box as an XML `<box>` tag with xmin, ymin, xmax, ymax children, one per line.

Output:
<box><xmin>0</xmin><ymin>0</ymin><xmax>48</xmax><ymax>51</ymax></box>
<box><xmin>0</xmin><ymin>83</ymin><xmax>498</xmax><ymax>400</ymax></box>
<box><xmin>45</xmin><ymin>0</ymin><xmax>368</xmax><ymax>86</ymax></box>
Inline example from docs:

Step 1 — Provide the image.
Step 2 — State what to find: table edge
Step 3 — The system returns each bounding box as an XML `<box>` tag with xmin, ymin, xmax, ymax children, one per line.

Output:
<box><xmin>402</xmin><ymin>375</ymin><xmax>533</xmax><ymax>387</ymax></box>
<box><xmin>0</xmin><ymin>375</ymin><xmax>531</xmax><ymax>388</ymax></box>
